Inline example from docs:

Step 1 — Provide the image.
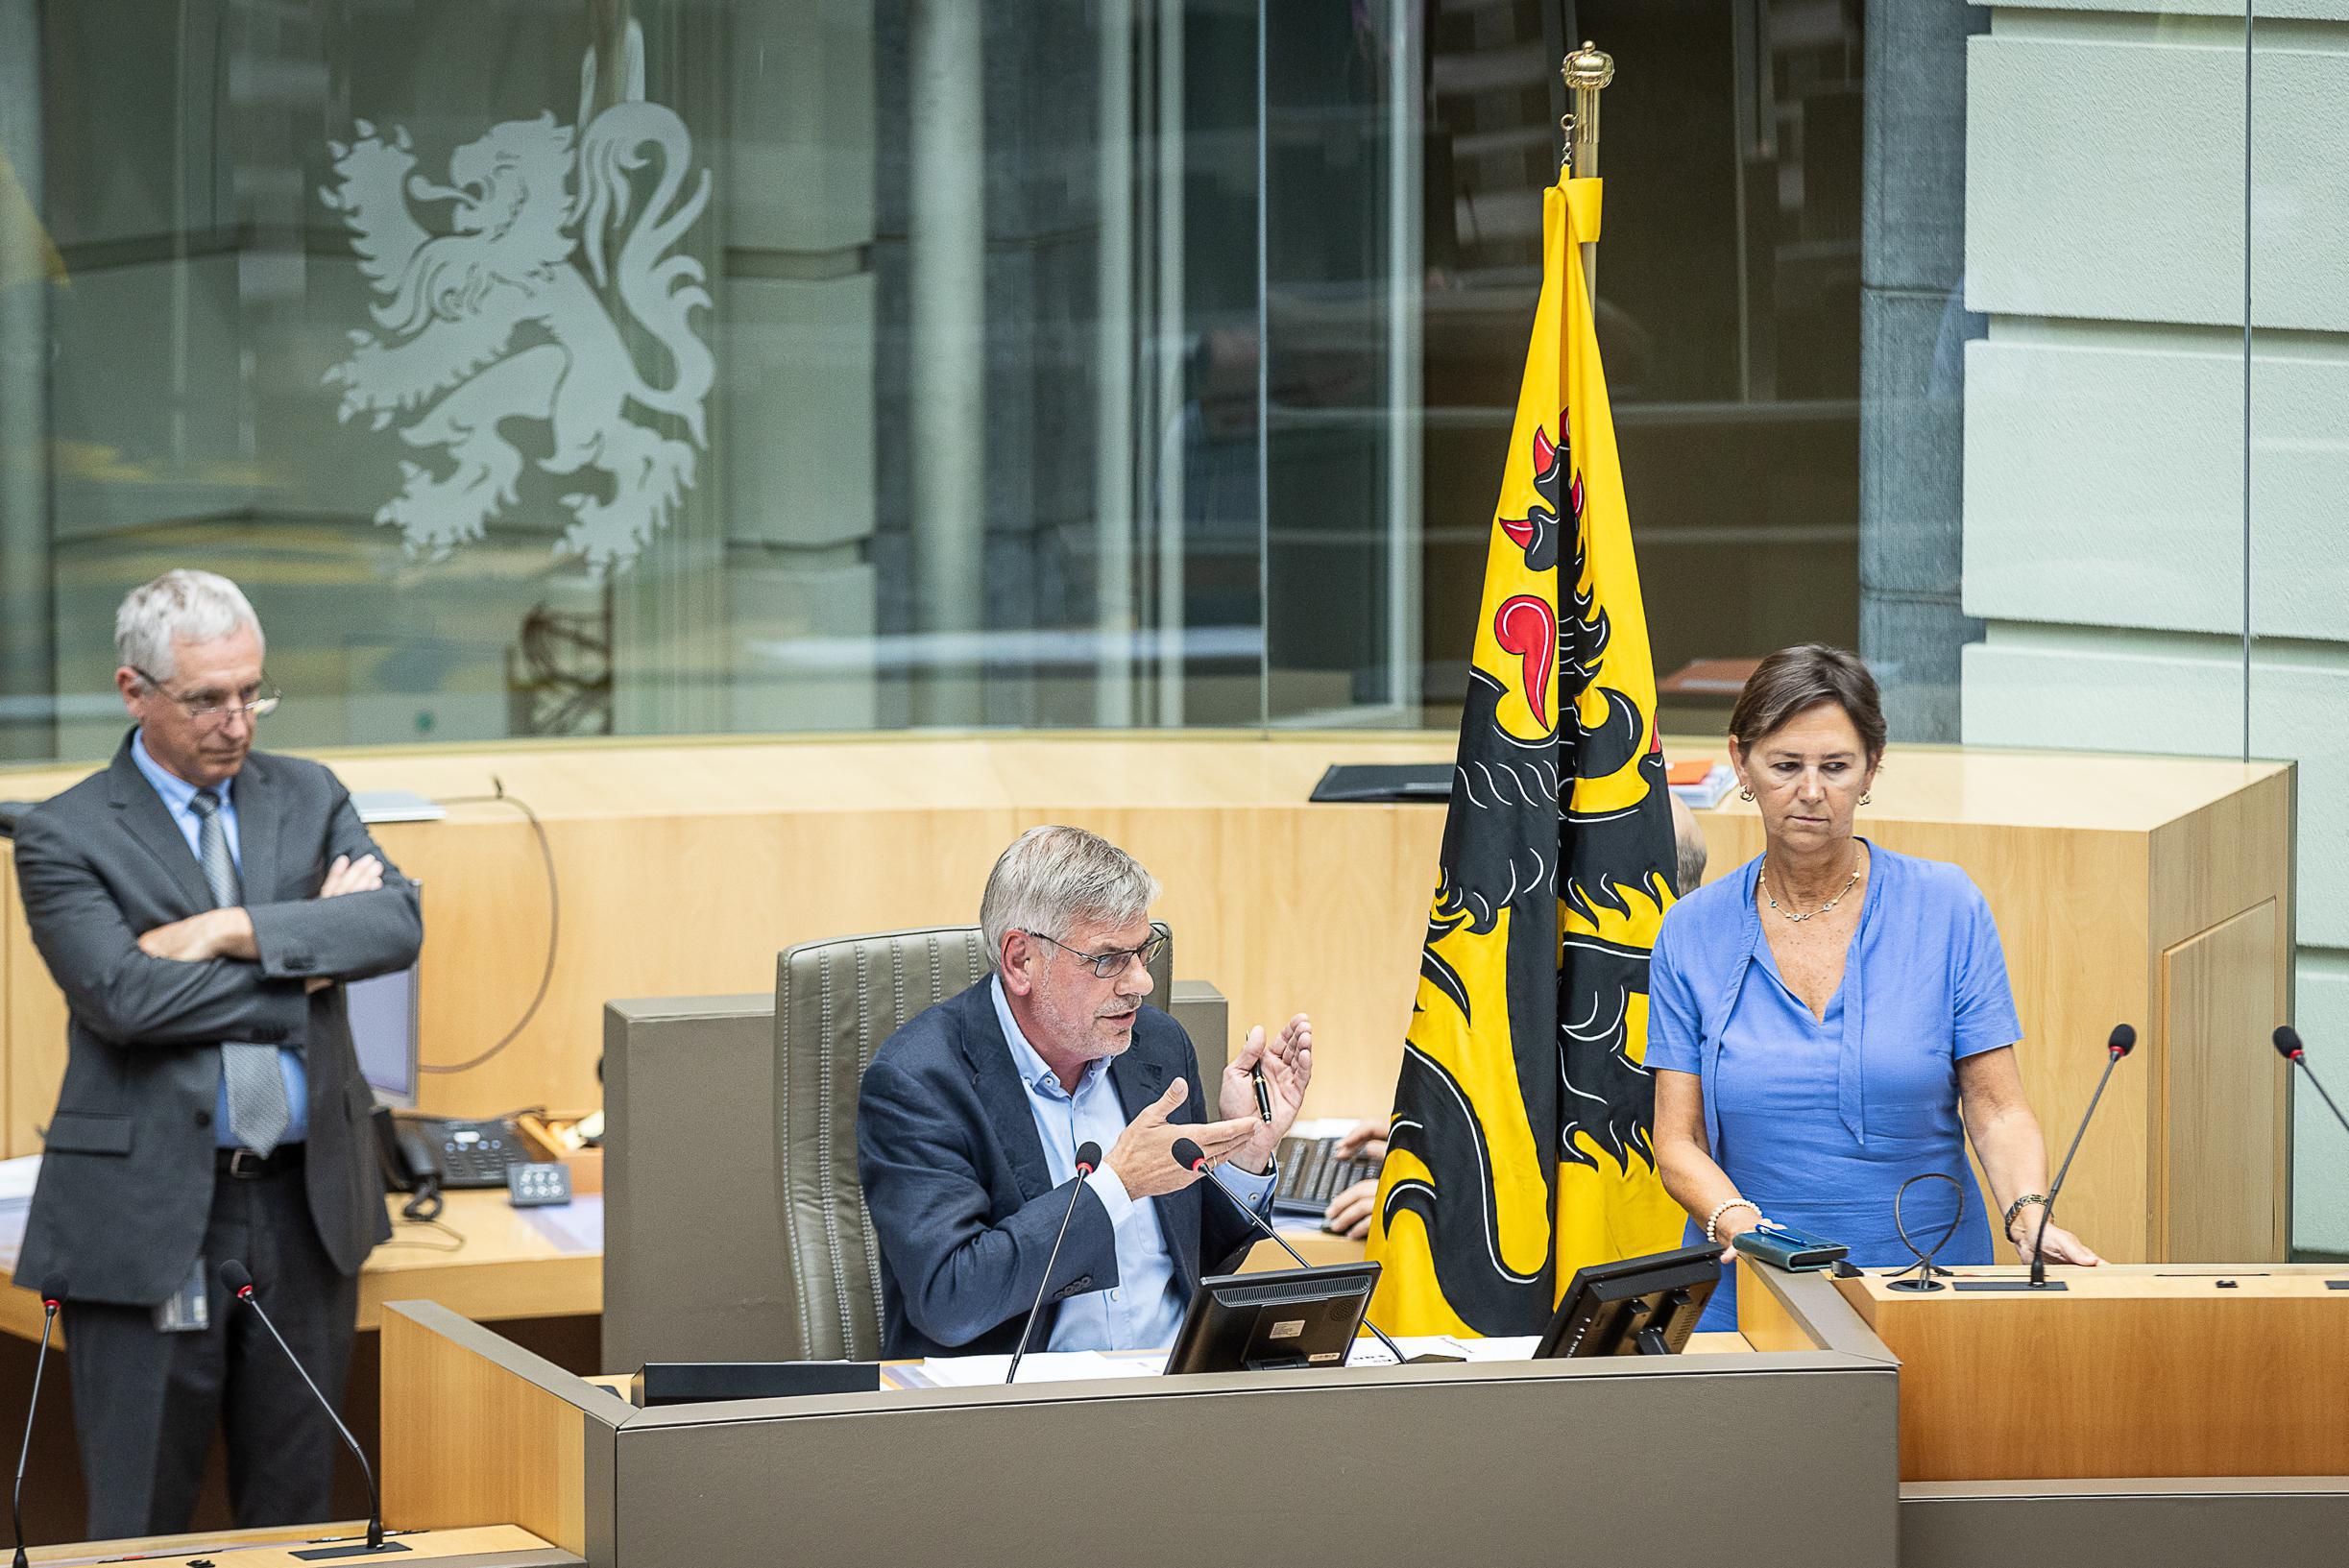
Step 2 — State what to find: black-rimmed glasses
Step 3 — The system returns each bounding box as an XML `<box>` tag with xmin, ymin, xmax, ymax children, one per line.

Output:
<box><xmin>1024</xmin><ymin>921</ymin><xmax>1170</xmax><ymax>979</ymax></box>
<box><xmin>131</xmin><ymin>666</ymin><xmax>282</xmax><ymax>726</ymax></box>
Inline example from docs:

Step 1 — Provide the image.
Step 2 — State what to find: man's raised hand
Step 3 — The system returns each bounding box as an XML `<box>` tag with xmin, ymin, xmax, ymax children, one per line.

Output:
<box><xmin>1104</xmin><ymin>1078</ymin><xmax>1258</xmax><ymax>1199</ymax></box>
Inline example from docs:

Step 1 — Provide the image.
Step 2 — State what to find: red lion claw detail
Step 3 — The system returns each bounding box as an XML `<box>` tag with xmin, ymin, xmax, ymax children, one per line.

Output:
<box><xmin>1499</xmin><ymin>515</ymin><xmax>1535</xmax><ymax>549</ymax></box>
<box><xmin>1493</xmin><ymin>595</ymin><xmax>1557</xmax><ymax>731</ymax></box>
<box><xmin>1532</xmin><ymin>425</ymin><xmax>1557</xmax><ymax>478</ymax></box>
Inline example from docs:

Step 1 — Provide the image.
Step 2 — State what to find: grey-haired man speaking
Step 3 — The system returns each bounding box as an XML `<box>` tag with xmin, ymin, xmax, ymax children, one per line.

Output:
<box><xmin>11</xmin><ymin>569</ymin><xmax>421</xmax><ymax>1536</ymax></box>
<box><xmin>857</xmin><ymin>825</ymin><xmax>1315</xmax><ymax>1358</ymax></box>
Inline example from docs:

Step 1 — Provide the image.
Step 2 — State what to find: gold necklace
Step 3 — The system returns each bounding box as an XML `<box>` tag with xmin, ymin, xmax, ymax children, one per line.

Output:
<box><xmin>1760</xmin><ymin>851</ymin><xmax>1860</xmax><ymax>924</ymax></box>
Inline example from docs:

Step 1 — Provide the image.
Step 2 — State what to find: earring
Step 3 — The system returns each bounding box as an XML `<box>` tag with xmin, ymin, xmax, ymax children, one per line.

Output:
<box><xmin>1860</xmin><ymin>792</ymin><xmax>1872</xmax><ymax>806</ymax></box>
<box><xmin>1737</xmin><ymin>785</ymin><xmax>1754</xmax><ymax>802</ymax></box>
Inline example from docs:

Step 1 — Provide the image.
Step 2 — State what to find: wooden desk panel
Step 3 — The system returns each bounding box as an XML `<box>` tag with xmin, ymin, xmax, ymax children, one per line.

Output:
<box><xmin>1839</xmin><ymin>1263</ymin><xmax>2349</xmax><ymax>1482</ymax></box>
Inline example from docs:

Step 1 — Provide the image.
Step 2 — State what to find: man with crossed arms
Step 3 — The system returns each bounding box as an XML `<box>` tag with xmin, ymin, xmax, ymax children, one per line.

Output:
<box><xmin>12</xmin><ymin>570</ymin><xmax>420</xmax><ymax>1534</ymax></box>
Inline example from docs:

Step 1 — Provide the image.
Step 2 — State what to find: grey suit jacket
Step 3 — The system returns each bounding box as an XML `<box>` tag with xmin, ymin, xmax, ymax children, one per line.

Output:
<box><xmin>10</xmin><ymin>733</ymin><xmax>421</xmax><ymax>1305</ymax></box>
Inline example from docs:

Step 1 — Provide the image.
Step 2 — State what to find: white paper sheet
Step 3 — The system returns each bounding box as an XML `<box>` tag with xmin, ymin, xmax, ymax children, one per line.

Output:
<box><xmin>1344</xmin><ymin>1334</ymin><xmax>1542</xmax><ymax>1366</ymax></box>
<box><xmin>0</xmin><ymin>1154</ymin><xmax>39</xmax><ymax>1205</ymax></box>
<box><xmin>916</xmin><ymin>1350</ymin><xmax>1167</xmax><ymax>1387</ymax></box>
<box><xmin>515</xmin><ymin>1192</ymin><xmax>604</xmax><ymax>1255</ymax></box>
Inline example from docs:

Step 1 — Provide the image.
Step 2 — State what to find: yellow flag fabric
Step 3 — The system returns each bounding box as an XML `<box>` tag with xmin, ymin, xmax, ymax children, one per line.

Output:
<box><xmin>1366</xmin><ymin>174</ymin><xmax>1684</xmax><ymax>1336</ymax></box>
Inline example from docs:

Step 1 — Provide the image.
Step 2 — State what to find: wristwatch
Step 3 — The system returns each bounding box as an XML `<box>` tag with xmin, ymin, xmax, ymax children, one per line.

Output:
<box><xmin>2002</xmin><ymin>1192</ymin><xmax>2048</xmax><ymax>1235</ymax></box>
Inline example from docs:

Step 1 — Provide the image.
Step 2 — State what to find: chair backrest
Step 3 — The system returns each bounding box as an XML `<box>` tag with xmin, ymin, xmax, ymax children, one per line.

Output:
<box><xmin>770</xmin><ymin>923</ymin><xmax>1174</xmax><ymax>1361</ymax></box>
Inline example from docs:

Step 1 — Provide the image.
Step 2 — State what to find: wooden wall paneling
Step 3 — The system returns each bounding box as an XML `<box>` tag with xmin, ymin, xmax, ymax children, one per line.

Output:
<box><xmin>397</xmin><ymin>803</ymin><xmax>1020</xmax><ymax>1120</ymax></box>
<box><xmin>2161</xmin><ymin>902</ymin><xmax>2288</xmax><ymax>1261</ymax></box>
<box><xmin>1881</xmin><ymin>822</ymin><xmax>2156</xmax><ymax>1263</ymax></box>
<box><xmin>3</xmin><ymin>844</ymin><xmax>69</xmax><ymax>1160</ymax></box>
<box><xmin>379</xmin><ymin>1304</ymin><xmax>614</xmax><ymax>1550</ymax></box>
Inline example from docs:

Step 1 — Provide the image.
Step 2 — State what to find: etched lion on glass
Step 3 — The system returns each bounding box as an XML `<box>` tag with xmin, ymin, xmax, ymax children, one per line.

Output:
<box><xmin>320</xmin><ymin>22</ymin><xmax>712</xmax><ymax>570</ymax></box>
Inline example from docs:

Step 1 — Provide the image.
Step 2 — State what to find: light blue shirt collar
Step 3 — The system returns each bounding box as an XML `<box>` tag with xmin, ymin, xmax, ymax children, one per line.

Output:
<box><xmin>130</xmin><ymin>727</ymin><xmax>230</xmax><ymax>815</ymax></box>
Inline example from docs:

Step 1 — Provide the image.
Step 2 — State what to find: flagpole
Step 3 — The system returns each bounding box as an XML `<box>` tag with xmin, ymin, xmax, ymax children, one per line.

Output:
<box><xmin>1562</xmin><ymin>40</ymin><xmax>1614</xmax><ymax>304</ymax></box>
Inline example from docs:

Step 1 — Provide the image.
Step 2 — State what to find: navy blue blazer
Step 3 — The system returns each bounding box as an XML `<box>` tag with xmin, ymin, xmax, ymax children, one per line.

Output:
<box><xmin>855</xmin><ymin>978</ymin><xmax>1259</xmax><ymax>1357</ymax></box>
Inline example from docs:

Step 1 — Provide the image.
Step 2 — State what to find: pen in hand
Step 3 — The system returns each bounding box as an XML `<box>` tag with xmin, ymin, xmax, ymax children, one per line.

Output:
<box><xmin>1250</xmin><ymin>1062</ymin><xmax>1273</xmax><ymax>1122</ymax></box>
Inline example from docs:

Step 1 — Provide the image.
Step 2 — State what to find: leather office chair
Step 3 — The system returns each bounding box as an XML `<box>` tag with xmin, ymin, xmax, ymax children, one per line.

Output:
<box><xmin>770</xmin><ymin>923</ymin><xmax>1174</xmax><ymax>1361</ymax></box>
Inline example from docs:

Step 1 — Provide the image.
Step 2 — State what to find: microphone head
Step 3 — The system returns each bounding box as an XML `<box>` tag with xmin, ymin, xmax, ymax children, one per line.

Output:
<box><xmin>2107</xmin><ymin>1024</ymin><xmax>2137</xmax><ymax>1057</ymax></box>
<box><xmin>1168</xmin><ymin>1137</ymin><xmax>1207</xmax><ymax>1172</ymax></box>
<box><xmin>1073</xmin><ymin>1140</ymin><xmax>1103</xmax><ymax>1175</ymax></box>
<box><xmin>219</xmin><ymin>1259</ymin><xmax>254</xmax><ymax>1296</ymax></box>
<box><xmin>38</xmin><ymin>1274</ymin><xmax>66</xmax><ymax>1308</ymax></box>
<box><xmin>2275</xmin><ymin>1025</ymin><xmax>2306</xmax><ymax>1061</ymax></box>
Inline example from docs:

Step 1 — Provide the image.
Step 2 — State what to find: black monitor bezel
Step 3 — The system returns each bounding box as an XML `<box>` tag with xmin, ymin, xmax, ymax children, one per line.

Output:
<box><xmin>1535</xmin><ymin>1241</ymin><xmax>1724</xmax><ymax>1359</ymax></box>
<box><xmin>1163</xmin><ymin>1262</ymin><xmax>1382</xmax><ymax>1375</ymax></box>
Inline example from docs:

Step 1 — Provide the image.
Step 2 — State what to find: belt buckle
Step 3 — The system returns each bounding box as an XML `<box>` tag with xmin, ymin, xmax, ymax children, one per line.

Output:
<box><xmin>226</xmin><ymin>1147</ymin><xmax>267</xmax><ymax>1179</ymax></box>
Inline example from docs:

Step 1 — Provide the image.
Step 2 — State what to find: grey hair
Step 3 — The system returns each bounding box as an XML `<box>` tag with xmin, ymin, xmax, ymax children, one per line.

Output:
<box><xmin>979</xmin><ymin>825</ymin><xmax>1162</xmax><ymax>973</ymax></box>
<box><xmin>115</xmin><ymin>570</ymin><xmax>264</xmax><ymax>683</ymax></box>
<box><xmin>1670</xmin><ymin>793</ymin><xmax>1709</xmax><ymax>895</ymax></box>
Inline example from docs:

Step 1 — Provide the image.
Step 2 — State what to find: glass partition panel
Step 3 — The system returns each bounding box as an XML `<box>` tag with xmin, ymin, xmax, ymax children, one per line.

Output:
<box><xmin>2249</xmin><ymin>0</ymin><xmax>2345</xmax><ymax>1258</ymax></box>
<box><xmin>0</xmin><ymin>0</ymin><xmax>1304</xmax><ymax>762</ymax></box>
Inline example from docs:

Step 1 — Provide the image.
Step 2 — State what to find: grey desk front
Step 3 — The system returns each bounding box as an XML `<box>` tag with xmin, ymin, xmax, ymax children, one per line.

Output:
<box><xmin>383</xmin><ymin>1297</ymin><xmax>1898</xmax><ymax>1568</ymax></box>
<box><xmin>599</xmin><ymin>982</ymin><xmax>1229</xmax><ymax>1371</ymax></box>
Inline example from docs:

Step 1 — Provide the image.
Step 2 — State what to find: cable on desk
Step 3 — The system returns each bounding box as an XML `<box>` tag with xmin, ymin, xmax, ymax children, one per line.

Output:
<box><xmin>419</xmin><ymin>777</ymin><xmax>558</xmax><ymax>1075</ymax></box>
<box><xmin>382</xmin><ymin>1215</ymin><xmax>466</xmax><ymax>1253</ymax></box>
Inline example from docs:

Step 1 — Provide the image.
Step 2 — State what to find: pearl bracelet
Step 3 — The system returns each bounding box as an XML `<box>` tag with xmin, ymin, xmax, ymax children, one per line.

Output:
<box><xmin>1705</xmin><ymin>1197</ymin><xmax>1759</xmax><ymax>1245</ymax></box>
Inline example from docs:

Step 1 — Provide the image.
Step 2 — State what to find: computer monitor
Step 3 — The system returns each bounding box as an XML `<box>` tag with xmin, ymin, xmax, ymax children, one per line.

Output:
<box><xmin>349</xmin><ymin>962</ymin><xmax>421</xmax><ymax>1109</ymax></box>
<box><xmin>1535</xmin><ymin>1242</ymin><xmax>1721</xmax><ymax>1359</ymax></box>
<box><xmin>1162</xmin><ymin>1262</ymin><xmax>1381</xmax><ymax>1374</ymax></box>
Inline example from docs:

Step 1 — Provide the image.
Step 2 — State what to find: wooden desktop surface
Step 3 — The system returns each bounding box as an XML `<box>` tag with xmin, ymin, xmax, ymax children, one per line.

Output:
<box><xmin>27</xmin><ymin>1524</ymin><xmax>570</xmax><ymax>1567</ymax></box>
<box><xmin>1838</xmin><ymin>1263</ymin><xmax>2349</xmax><ymax>1482</ymax></box>
<box><xmin>0</xmin><ymin>1190</ymin><xmax>599</xmax><ymax>1344</ymax></box>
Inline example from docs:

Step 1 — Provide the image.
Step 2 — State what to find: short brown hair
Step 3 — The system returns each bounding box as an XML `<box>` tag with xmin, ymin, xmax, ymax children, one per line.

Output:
<box><xmin>1728</xmin><ymin>644</ymin><xmax>1887</xmax><ymax>763</ymax></box>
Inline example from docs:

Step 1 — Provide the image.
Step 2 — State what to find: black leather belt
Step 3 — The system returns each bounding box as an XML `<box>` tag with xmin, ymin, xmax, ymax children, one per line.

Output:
<box><xmin>215</xmin><ymin>1145</ymin><xmax>304</xmax><ymax>1179</ymax></box>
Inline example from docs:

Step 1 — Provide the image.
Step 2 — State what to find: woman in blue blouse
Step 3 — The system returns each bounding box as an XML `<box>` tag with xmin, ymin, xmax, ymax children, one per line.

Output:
<box><xmin>1649</xmin><ymin>645</ymin><xmax>2099</xmax><ymax>1331</ymax></box>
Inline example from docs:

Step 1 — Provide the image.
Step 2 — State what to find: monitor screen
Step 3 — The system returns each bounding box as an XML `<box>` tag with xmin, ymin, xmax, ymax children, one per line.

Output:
<box><xmin>1536</xmin><ymin>1242</ymin><xmax>1722</xmax><ymax>1359</ymax></box>
<box><xmin>349</xmin><ymin>963</ymin><xmax>421</xmax><ymax>1108</ymax></box>
<box><xmin>1163</xmin><ymin>1262</ymin><xmax>1381</xmax><ymax>1375</ymax></box>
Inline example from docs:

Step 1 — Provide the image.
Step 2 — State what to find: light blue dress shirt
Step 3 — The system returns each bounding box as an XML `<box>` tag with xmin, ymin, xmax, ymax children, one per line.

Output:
<box><xmin>989</xmin><ymin>977</ymin><xmax>1274</xmax><ymax>1351</ymax></box>
<box><xmin>131</xmin><ymin>731</ymin><xmax>308</xmax><ymax>1146</ymax></box>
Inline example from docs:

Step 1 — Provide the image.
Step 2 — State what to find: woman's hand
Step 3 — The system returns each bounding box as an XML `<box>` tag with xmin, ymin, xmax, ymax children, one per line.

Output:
<box><xmin>1712</xmin><ymin>1207</ymin><xmax>1769</xmax><ymax>1265</ymax></box>
<box><xmin>2011</xmin><ymin>1215</ymin><xmax>2100</xmax><ymax>1266</ymax></box>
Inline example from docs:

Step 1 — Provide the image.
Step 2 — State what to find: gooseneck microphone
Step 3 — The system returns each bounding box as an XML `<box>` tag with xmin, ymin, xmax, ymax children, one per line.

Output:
<box><xmin>1172</xmin><ymin>1138</ymin><xmax>1433</xmax><ymax>1366</ymax></box>
<box><xmin>2275</xmin><ymin>1027</ymin><xmax>2349</xmax><ymax>1142</ymax></box>
<box><xmin>221</xmin><ymin>1261</ymin><xmax>393</xmax><ymax>1553</ymax></box>
<box><xmin>10</xmin><ymin>1277</ymin><xmax>63</xmax><ymax>1568</ymax></box>
<box><xmin>2030</xmin><ymin>1024</ymin><xmax>2136</xmax><ymax>1289</ymax></box>
<box><xmin>1005</xmin><ymin>1140</ymin><xmax>1105</xmax><ymax>1386</ymax></box>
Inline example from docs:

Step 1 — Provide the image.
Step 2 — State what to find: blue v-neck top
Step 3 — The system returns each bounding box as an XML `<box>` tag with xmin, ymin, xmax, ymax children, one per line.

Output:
<box><xmin>1646</xmin><ymin>842</ymin><xmax>2022</xmax><ymax>1328</ymax></box>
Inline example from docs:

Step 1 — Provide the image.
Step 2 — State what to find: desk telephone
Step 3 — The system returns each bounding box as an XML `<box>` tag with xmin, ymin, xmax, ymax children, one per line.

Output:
<box><xmin>372</xmin><ymin>1106</ymin><xmax>530</xmax><ymax>1192</ymax></box>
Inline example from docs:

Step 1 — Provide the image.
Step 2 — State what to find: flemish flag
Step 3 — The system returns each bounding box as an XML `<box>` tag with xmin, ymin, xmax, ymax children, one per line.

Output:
<box><xmin>1366</xmin><ymin>172</ymin><xmax>1684</xmax><ymax>1335</ymax></box>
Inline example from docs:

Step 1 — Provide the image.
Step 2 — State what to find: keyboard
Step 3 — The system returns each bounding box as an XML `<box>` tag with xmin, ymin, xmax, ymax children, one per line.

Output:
<box><xmin>1271</xmin><ymin>1134</ymin><xmax>1382</xmax><ymax>1221</ymax></box>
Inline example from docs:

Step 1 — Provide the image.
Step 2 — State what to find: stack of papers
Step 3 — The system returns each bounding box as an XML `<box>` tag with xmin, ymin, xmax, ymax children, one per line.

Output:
<box><xmin>1668</xmin><ymin>760</ymin><xmax>1737</xmax><ymax>808</ymax></box>
<box><xmin>0</xmin><ymin>1155</ymin><xmax>37</xmax><ymax>1271</ymax></box>
<box><xmin>1344</xmin><ymin>1335</ymin><xmax>1541</xmax><ymax>1366</ymax></box>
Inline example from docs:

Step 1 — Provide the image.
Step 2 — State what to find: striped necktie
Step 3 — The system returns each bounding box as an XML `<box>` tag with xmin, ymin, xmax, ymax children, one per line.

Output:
<box><xmin>190</xmin><ymin>789</ymin><xmax>288</xmax><ymax>1156</ymax></box>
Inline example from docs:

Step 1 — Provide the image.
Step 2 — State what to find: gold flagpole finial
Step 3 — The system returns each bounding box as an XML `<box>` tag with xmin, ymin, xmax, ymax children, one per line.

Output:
<box><xmin>1562</xmin><ymin>42</ymin><xmax>1614</xmax><ymax>302</ymax></box>
<box><xmin>1562</xmin><ymin>41</ymin><xmax>1614</xmax><ymax>179</ymax></box>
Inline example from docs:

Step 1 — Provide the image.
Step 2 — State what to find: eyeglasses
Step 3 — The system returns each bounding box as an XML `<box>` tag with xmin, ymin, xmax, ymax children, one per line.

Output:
<box><xmin>132</xmin><ymin>667</ymin><xmax>282</xmax><ymax>726</ymax></box>
<box><xmin>1024</xmin><ymin>921</ymin><xmax>1170</xmax><ymax>979</ymax></box>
